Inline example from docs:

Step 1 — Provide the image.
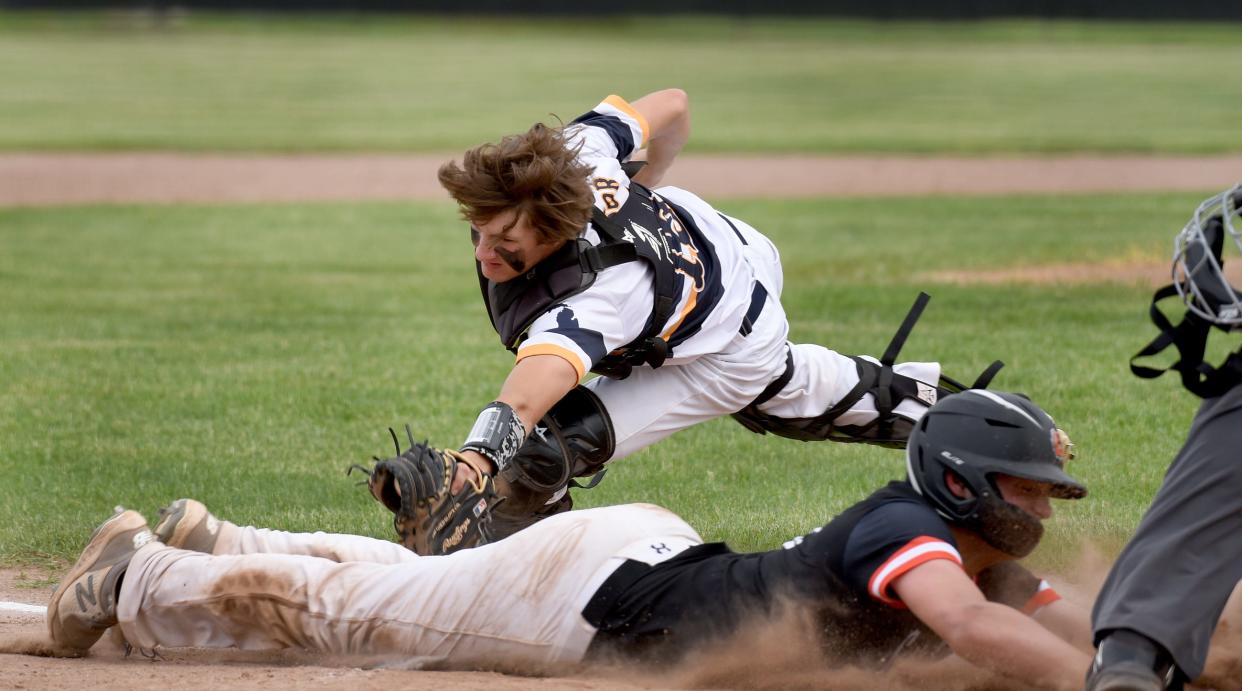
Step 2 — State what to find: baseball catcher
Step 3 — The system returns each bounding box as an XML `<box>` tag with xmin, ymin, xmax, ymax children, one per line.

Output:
<box><xmin>350</xmin><ymin>429</ymin><xmax>499</xmax><ymax>555</ymax></box>
<box><xmin>375</xmin><ymin>88</ymin><xmax>1005</xmax><ymax>552</ymax></box>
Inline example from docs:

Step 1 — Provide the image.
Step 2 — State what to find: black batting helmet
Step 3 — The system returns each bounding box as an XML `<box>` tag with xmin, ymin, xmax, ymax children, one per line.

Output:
<box><xmin>906</xmin><ymin>389</ymin><xmax>1086</xmax><ymax>556</ymax></box>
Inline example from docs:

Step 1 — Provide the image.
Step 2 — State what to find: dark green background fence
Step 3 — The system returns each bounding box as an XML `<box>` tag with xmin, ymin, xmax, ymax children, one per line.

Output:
<box><xmin>2</xmin><ymin>0</ymin><xmax>1241</xmax><ymax>20</ymax></box>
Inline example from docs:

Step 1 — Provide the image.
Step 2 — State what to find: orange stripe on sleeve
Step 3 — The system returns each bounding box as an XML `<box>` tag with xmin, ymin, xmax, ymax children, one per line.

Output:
<box><xmin>515</xmin><ymin>343</ymin><xmax>587</xmax><ymax>382</ymax></box>
<box><xmin>867</xmin><ymin>536</ymin><xmax>963</xmax><ymax>608</ymax></box>
<box><xmin>1022</xmin><ymin>583</ymin><xmax>1062</xmax><ymax>615</ymax></box>
<box><xmin>603</xmin><ymin>94</ymin><xmax>650</xmax><ymax>148</ymax></box>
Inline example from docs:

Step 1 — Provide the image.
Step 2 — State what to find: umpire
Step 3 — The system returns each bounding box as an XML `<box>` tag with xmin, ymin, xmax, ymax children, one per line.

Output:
<box><xmin>1088</xmin><ymin>184</ymin><xmax>1242</xmax><ymax>691</ymax></box>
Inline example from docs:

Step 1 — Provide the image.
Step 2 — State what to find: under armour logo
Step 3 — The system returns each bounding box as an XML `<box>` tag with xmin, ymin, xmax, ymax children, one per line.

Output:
<box><xmin>533</xmin><ymin>425</ymin><xmax>549</xmax><ymax>442</ymax></box>
<box><xmin>650</xmin><ymin>542</ymin><xmax>671</xmax><ymax>554</ymax></box>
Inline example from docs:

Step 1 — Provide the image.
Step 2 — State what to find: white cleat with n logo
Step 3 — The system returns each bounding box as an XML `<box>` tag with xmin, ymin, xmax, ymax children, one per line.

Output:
<box><xmin>47</xmin><ymin>508</ymin><xmax>157</xmax><ymax>652</ymax></box>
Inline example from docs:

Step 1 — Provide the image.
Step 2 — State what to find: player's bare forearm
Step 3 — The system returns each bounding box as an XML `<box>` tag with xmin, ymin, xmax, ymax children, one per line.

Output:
<box><xmin>629</xmin><ymin>88</ymin><xmax>689</xmax><ymax>188</ymax></box>
<box><xmin>497</xmin><ymin>354</ymin><xmax>579</xmax><ymax>431</ymax></box>
<box><xmin>936</xmin><ymin>601</ymin><xmax>1092</xmax><ymax>691</ymax></box>
<box><xmin>897</xmin><ymin>560</ymin><xmax>1090</xmax><ymax>690</ymax></box>
<box><xmin>1032</xmin><ymin>598</ymin><xmax>1094</xmax><ymax>653</ymax></box>
<box><xmin>455</xmin><ymin>354</ymin><xmax>577</xmax><ymax>489</ymax></box>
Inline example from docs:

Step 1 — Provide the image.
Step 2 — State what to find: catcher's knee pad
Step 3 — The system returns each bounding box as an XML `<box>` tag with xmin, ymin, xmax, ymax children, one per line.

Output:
<box><xmin>733</xmin><ymin>292</ymin><xmax>1004</xmax><ymax>449</ymax></box>
<box><xmin>732</xmin><ymin>356</ymin><xmax>950</xmax><ymax>448</ymax></box>
<box><xmin>501</xmin><ymin>385</ymin><xmax>616</xmax><ymax>493</ymax></box>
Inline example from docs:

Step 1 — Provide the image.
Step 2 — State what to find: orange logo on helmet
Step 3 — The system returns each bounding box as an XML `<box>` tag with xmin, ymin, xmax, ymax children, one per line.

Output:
<box><xmin>1051</xmin><ymin>428</ymin><xmax>1075</xmax><ymax>465</ymax></box>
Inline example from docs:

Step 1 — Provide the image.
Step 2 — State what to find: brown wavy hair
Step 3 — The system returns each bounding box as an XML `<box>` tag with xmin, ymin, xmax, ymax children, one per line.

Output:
<box><xmin>438</xmin><ymin>123</ymin><xmax>594</xmax><ymax>244</ymax></box>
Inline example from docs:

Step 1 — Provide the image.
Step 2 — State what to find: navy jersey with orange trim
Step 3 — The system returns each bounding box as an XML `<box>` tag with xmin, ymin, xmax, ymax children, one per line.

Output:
<box><xmin>591</xmin><ymin>481</ymin><xmax>1056</xmax><ymax>666</ymax></box>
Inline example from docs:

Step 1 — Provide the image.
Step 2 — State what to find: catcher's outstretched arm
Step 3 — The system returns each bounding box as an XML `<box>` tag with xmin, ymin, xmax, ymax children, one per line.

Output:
<box><xmin>455</xmin><ymin>354</ymin><xmax>577</xmax><ymax>490</ymax></box>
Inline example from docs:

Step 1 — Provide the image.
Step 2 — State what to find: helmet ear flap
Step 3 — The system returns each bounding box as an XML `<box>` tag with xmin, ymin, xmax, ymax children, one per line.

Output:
<box><xmin>942</xmin><ymin>467</ymin><xmax>977</xmax><ymax>501</ymax></box>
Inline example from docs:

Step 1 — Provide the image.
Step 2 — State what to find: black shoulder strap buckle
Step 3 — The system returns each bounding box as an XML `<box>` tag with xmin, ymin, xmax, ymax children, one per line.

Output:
<box><xmin>621</xmin><ymin>160</ymin><xmax>647</xmax><ymax>179</ymax></box>
<box><xmin>579</xmin><ymin>241</ymin><xmax>639</xmax><ymax>274</ymax></box>
<box><xmin>640</xmin><ymin>337</ymin><xmax>671</xmax><ymax>369</ymax></box>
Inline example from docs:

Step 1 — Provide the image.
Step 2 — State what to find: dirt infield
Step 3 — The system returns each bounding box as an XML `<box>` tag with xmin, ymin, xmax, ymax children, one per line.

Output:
<box><xmin>2</xmin><ymin>153</ymin><xmax>1241</xmax><ymax>206</ymax></box>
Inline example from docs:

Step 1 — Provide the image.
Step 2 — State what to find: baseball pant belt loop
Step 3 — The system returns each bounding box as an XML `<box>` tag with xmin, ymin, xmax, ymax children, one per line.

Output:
<box><xmin>749</xmin><ymin>346</ymin><xmax>795</xmax><ymax>410</ymax></box>
<box><xmin>738</xmin><ymin>281</ymin><xmax>768</xmax><ymax>337</ymax></box>
<box><xmin>736</xmin><ymin>280</ymin><xmax>795</xmax><ymax>410</ymax></box>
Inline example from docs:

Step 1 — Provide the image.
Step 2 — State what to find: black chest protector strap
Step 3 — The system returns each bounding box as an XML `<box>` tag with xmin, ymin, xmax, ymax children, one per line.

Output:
<box><xmin>1131</xmin><ymin>284</ymin><xmax>1242</xmax><ymax>399</ymax></box>
<box><xmin>586</xmin><ymin>191</ymin><xmax>682</xmax><ymax>378</ymax></box>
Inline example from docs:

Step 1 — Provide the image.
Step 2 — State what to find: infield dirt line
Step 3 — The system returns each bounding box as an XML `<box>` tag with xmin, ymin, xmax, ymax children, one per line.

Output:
<box><xmin>3</xmin><ymin>153</ymin><xmax>1240</xmax><ymax>206</ymax></box>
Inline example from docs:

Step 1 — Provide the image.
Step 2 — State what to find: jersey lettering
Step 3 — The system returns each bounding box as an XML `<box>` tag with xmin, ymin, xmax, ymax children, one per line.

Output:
<box><xmin>652</xmin><ymin>192</ymin><xmax>708</xmax><ymax>302</ymax></box>
<box><xmin>592</xmin><ymin>177</ymin><xmax>623</xmax><ymax>215</ymax></box>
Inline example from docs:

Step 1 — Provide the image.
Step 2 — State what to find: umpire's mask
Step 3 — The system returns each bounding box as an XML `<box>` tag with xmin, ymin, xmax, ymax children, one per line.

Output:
<box><xmin>1174</xmin><ymin>183</ymin><xmax>1242</xmax><ymax>330</ymax></box>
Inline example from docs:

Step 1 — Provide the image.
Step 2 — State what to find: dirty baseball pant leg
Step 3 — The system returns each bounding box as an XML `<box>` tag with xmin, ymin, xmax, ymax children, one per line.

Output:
<box><xmin>116</xmin><ymin>504</ymin><xmax>701</xmax><ymax>668</ymax></box>
<box><xmin>1092</xmin><ymin>385</ymin><xmax>1242</xmax><ymax>679</ymax></box>
<box><xmin>205</xmin><ymin>521</ymin><xmax>416</xmax><ymax>565</ymax></box>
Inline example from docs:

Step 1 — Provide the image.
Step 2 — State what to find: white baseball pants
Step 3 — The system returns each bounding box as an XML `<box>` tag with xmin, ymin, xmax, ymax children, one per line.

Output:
<box><xmin>590</xmin><ymin>208</ymin><xmax>940</xmax><ymax>461</ymax></box>
<box><xmin>116</xmin><ymin>503</ymin><xmax>701</xmax><ymax>669</ymax></box>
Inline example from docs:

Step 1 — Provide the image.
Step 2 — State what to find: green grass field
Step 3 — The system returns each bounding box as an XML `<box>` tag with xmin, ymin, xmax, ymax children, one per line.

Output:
<box><xmin>0</xmin><ymin>192</ymin><xmax>1213</xmax><ymax>572</ymax></box>
<box><xmin>1</xmin><ymin>12</ymin><xmax>1241</xmax><ymax>153</ymax></box>
<box><xmin>0</xmin><ymin>12</ymin><xmax>1231</xmax><ymax>576</ymax></box>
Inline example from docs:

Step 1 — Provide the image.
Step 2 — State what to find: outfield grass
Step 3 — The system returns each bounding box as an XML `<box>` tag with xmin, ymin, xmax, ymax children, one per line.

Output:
<box><xmin>1</xmin><ymin>12</ymin><xmax>1240</xmax><ymax>153</ymax></box>
<box><xmin>0</xmin><ymin>192</ymin><xmax>1213</xmax><ymax>571</ymax></box>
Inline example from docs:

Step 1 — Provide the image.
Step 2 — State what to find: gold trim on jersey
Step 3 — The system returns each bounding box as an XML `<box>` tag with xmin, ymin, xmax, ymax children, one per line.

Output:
<box><xmin>603</xmin><ymin>94</ymin><xmax>650</xmax><ymax>148</ymax></box>
<box><xmin>660</xmin><ymin>283</ymin><xmax>699</xmax><ymax>342</ymax></box>
<box><xmin>515</xmin><ymin>343</ymin><xmax>587</xmax><ymax>382</ymax></box>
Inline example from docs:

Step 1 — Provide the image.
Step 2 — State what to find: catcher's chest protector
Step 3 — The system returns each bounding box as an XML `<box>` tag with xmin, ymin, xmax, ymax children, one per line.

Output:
<box><xmin>477</xmin><ymin>183</ymin><xmax>693</xmax><ymax>379</ymax></box>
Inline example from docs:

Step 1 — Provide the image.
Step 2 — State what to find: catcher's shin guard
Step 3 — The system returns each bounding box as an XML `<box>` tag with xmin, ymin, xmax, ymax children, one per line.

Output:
<box><xmin>732</xmin><ymin>292</ymin><xmax>1004</xmax><ymax>448</ymax></box>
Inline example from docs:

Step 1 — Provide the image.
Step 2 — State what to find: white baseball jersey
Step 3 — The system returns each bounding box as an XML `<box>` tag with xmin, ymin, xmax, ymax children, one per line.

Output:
<box><xmin>497</xmin><ymin>95</ymin><xmax>943</xmax><ymax>464</ymax></box>
<box><xmin>514</xmin><ymin>95</ymin><xmax>755</xmax><ymax>380</ymax></box>
<box><xmin>117</xmin><ymin>503</ymin><xmax>702</xmax><ymax>668</ymax></box>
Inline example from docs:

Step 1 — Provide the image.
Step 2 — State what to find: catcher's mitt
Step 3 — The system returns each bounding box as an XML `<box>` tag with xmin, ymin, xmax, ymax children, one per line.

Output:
<box><xmin>350</xmin><ymin>428</ymin><xmax>498</xmax><ymax>556</ymax></box>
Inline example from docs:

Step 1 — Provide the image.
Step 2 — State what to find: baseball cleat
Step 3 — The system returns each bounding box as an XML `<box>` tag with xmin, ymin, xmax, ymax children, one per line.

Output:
<box><xmin>47</xmin><ymin>508</ymin><xmax>156</xmax><ymax>651</ymax></box>
<box><xmin>1086</xmin><ymin>630</ymin><xmax>1176</xmax><ymax>691</ymax></box>
<box><xmin>152</xmin><ymin>498</ymin><xmax>228</xmax><ymax>553</ymax></box>
<box><xmin>1084</xmin><ymin>664</ymin><xmax>1166</xmax><ymax>691</ymax></box>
